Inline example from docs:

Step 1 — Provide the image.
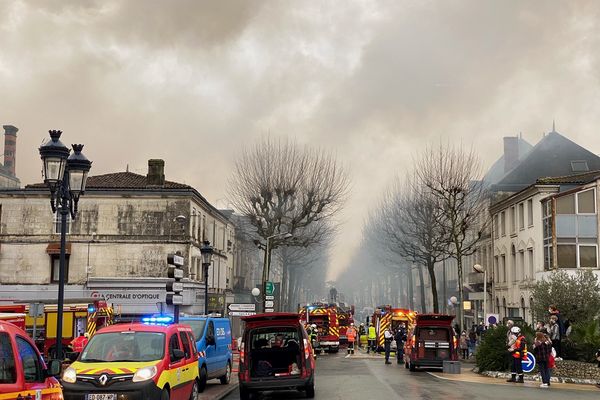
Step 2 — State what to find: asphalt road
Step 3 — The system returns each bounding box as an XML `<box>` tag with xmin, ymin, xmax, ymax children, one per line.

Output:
<box><xmin>223</xmin><ymin>352</ymin><xmax>600</xmax><ymax>400</ymax></box>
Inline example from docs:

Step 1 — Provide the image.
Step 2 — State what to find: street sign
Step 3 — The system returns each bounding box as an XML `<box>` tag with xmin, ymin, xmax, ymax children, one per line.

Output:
<box><xmin>265</xmin><ymin>300</ymin><xmax>274</xmax><ymax>308</ymax></box>
<box><xmin>167</xmin><ymin>266</ymin><xmax>184</xmax><ymax>279</ymax></box>
<box><xmin>229</xmin><ymin>311</ymin><xmax>256</xmax><ymax>317</ymax></box>
<box><xmin>265</xmin><ymin>308</ymin><xmax>274</xmax><ymax>313</ymax></box>
<box><xmin>265</xmin><ymin>295</ymin><xmax>274</xmax><ymax>301</ymax></box>
<box><xmin>166</xmin><ymin>281</ymin><xmax>184</xmax><ymax>293</ymax></box>
<box><xmin>265</xmin><ymin>281</ymin><xmax>274</xmax><ymax>296</ymax></box>
<box><xmin>166</xmin><ymin>294</ymin><xmax>183</xmax><ymax>305</ymax></box>
<box><xmin>28</xmin><ymin>303</ymin><xmax>44</xmax><ymax>318</ymax></box>
<box><xmin>486</xmin><ymin>313</ymin><xmax>500</xmax><ymax>326</ymax></box>
<box><xmin>167</xmin><ymin>254</ymin><xmax>185</xmax><ymax>267</ymax></box>
<box><xmin>522</xmin><ymin>353</ymin><xmax>536</xmax><ymax>373</ymax></box>
<box><xmin>228</xmin><ymin>303</ymin><xmax>256</xmax><ymax>312</ymax></box>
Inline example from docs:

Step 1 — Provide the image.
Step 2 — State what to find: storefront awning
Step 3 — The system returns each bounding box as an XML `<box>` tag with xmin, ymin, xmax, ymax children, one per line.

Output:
<box><xmin>46</xmin><ymin>242</ymin><xmax>71</xmax><ymax>255</ymax></box>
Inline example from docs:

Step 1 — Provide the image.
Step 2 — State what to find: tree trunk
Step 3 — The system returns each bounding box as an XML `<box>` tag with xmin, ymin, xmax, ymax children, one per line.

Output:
<box><xmin>426</xmin><ymin>260</ymin><xmax>439</xmax><ymax>313</ymax></box>
<box><xmin>417</xmin><ymin>264</ymin><xmax>427</xmax><ymax>313</ymax></box>
<box><xmin>407</xmin><ymin>268</ymin><xmax>415</xmax><ymax>310</ymax></box>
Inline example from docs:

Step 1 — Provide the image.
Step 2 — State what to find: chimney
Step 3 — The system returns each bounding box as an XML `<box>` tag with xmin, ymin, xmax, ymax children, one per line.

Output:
<box><xmin>3</xmin><ymin>125</ymin><xmax>17</xmax><ymax>176</ymax></box>
<box><xmin>147</xmin><ymin>159</ymin><xmax>165</xmax><ymax>186</ymax></box>
<box><xmin>503</xmin><ymin>136</ymin><xmax>519</xmax><ymax>173</ymax></box>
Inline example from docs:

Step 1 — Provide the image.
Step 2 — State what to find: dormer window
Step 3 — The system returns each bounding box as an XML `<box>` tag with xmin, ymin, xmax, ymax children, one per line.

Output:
<box><xmin>571</xmin><ymin>160</ymin><xmax>589</xmax><ymax>172</ymax></box>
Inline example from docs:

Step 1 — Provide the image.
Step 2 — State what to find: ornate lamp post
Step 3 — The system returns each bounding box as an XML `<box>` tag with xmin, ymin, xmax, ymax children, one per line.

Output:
<box><xmin>200</xmin><ymin>241</ymin><xmax>214</xmax><ymax>315</ymax></box>
<box><xmin>39</xmin><ymin>130</ymin><xmax>92</xmax><ymax>360</ymax></box>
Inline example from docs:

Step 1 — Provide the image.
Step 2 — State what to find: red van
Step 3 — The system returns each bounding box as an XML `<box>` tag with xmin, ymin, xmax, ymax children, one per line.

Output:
<box><xmin>405</xmin><ymin>314</ymin><xmax>458</xmax><ymax>371</ymax></box>
<box><xmin>238</xmin><ymin>313</ymin><xmax>315</xmax><ymax>400</ymax></box>
<box><xmin>0</xmin><ymin>320</ymin><xmax>63</xmax><ymax>399</ymax></box>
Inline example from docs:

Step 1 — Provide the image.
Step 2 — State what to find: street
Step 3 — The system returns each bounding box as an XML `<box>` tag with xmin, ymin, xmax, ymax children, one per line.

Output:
<box><xmin>224</xmin><ymin>351</ymin><xmax>599</xmax><ymax>400</ymax></box>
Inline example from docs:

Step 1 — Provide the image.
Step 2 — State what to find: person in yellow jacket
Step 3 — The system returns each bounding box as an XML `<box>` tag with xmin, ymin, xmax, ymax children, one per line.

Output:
<box><xmin>367</xmin><ymin>323</ymin><xmax>377</xmax><ymax>354</ymax></box>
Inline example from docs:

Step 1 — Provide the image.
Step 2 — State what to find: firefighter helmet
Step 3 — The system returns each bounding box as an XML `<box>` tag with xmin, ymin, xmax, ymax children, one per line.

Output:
<box><xmin>311</xmin><ymin>324</ymin><xmax>317</xmax><ymax>329</ymax></box>
<box><xmin>510</xmin><ymin>326</ymin><xmax>521</xmax><ymax>334</ymax></box>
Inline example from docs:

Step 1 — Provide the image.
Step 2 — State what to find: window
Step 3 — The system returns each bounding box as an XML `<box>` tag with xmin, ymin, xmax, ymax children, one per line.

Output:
<box><xmin>518</xmin><ymin>251</ymin><xmax>525</xmax><ymax>281</ymax></box>
<box><xmin>54</xmin><ymin>213</ymin><xmax>71</xmax><ymax>234</ymax></box>
<box><xmin>0</xmin><ymin>333</ymin><xmax>16</xmax><ymax>384</ymax></box>
<box><xmin>16</xmin><ymin>336</ymin><xmax>44</xmax><ymax>383</ymax></box>
<box><xmin>508</xmin><ymin>308</ymin><xmax>520</xmax><ymax>318</ymax></box>
<box><xmin>542</xmin><ymin>200</ymin><xmax>553</xmax><ymax>270</ymax></box>
<box><xmin>527</xmin><ymin>199</ymin><xmax>533</xmax><ymax>226</ymax></box>
<box><xmin>201</xmin><ymin>215</ymin><xmax>206</xmax><ymax>241</ymax></box>
<box><xmin>527</xmin><ymin>249</ymin><xmax>534</xmax><ymax>279</ymax></box>
<box><xmin>501</xmin><ymin>255</ymin><xmax>506</xmax><ymax>283</ymax></box>
<box><xmin>579</xmin><ymin>245</ymin><xmax>598</xmax><ymax>268</ymax></box>
<box><xmin>50</xmin><ymin>255</ymin><xmax>70</xmax><ymax>283</ymax></box>
<box><xmin>511</xmin><ymin>245</ymin><xmax>517</xmax><ymax>282</ymax></box>
<box><xmin>494</xmin><ymin>214</ymin><xmax>499</xmax><ymax>239</ymax></box>
<box><xmin>501</xmin><ymin>212</ymin><xmax>506</xmax><ymax>236</ymax></box>
<box><xmin>192</xmin><ymin>209</ymin><xmax>197</xmax><ymax>239</ymax></box>
<box><xmin>519</xmin><ymin>203</ymin><xmax>525</xmax><ymax>230</ymax></box>
<box><xmin>557</xmin><ymin>245</ymin><xmax>577</xmax><ymax>268</ymax></box>
<box><xmin>571</xmin><ymin>160</ymin><xmax>589</xmax><ymax>172</ymax></box>
<box><xmin>169</xmin><ymin>334</ymin><xmax>181</xmax><ymax>363</ymax></box>
<box><xmin>577</xmin><ymin>189</ymin><xmax>595</xmax><ymax>214</ymax></box>
<box><xmin>556</xmin><ymin>194</ymin><xmax>575</xmax><ymax>214</ymax></box>
<box><xmin>186</xmin><ymin>332</ymin><xmax>198</xmax><ymax>357</ymax></box>
<box><xmin>179</xmin><ymin>332</ymin><xmax>192</xmax><ymax>359</ymax></box>
<box><xmin>509</xmin><ymin>207</ymin><xmax>516</xmax><ymax>234</ymax></box>
<box><xmin>494</xmin><ymin>256</ymin><xmax>499</xmax><ymax>283</ymax></box>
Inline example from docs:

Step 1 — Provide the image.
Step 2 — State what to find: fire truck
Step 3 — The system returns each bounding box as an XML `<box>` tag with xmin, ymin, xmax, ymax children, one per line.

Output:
<box><xmin>336</xmin><ymin>303</ymin><xmax>355</xmax><ymax>345</ymax></box>
<box><xmin>0</xmin><ymin>311</ymin><xmax>26</xmax><ymax>329</ymax></box>
<box><xmin>0</xmin><ymin>297</ymin><xmax>113</xmax><ymax>357</ymax></box>
<box><xmin>371</xmin><ymin>305</ymin><xmax>416</xmax><ymax>351</ymax></box>
<box><xmin>299</xmin><ymin>302</ymin><xmax>340</xmax><ymax>353</ymax></box>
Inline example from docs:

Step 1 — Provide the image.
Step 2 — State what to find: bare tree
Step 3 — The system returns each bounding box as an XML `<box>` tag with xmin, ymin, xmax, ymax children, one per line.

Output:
<box><xmin>228</xmin><ymin>136</ymin><xmax>349</xmax><ymax>285</ymax></box>
<box><xmin>377</xmin><ymin>176</ymin><xmax>449</xmax><ymax>312</ymax></box>
<box><xmin>416</xmin><ymin>144</ymin><xmax>489</xmax><ymax>330</ymax></box>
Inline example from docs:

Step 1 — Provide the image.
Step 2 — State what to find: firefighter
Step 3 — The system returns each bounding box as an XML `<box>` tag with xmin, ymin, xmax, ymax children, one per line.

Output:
<box><xmin>384</xmin><ymin>326</ymin><xmax>393</xmax><ymax>364</ymax></box>
<box><xmin>506</xmin><ymin>326</ymin><xmax>527</xmax><ymax>383</ymax></box>
<box><xmin>367</xmin><ymin>323</ymin><xmax>377</xmax><ymax>354</ymax></box>
<box><xmin>346</xmin><ymin>323</ymin><xmax>357</xmax><ymax>355</ymax></box>
<box><xmin>70</xmin><ymin>332</ymin><xmax>89</xmax><ymax>353</ymax></box>
<box><xmin>309</xmin><ymin>324</ymin><xmax>318</xmax><ymax>350</ymax></box>
<box><xmin>358</xmin><ymin>323</ymin><xmax>366</xmax><ymax>349</ymax></box>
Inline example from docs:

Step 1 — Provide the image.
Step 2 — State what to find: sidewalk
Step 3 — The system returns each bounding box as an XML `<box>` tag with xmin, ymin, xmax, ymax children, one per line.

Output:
<box><xmin>428</xmin><ymin>366</ymin><xmax>599</xmax><ymax>392</ymax></box>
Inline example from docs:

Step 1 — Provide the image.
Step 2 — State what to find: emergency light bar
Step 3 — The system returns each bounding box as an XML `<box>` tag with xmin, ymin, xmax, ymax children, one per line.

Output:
<box><xmin>142</xmin><ymin>316</ymin><xmax>174</xmax><ymax>324</ymax></box>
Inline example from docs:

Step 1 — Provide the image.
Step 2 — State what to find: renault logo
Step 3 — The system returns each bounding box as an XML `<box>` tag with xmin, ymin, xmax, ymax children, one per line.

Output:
<box><xmin>98</xmin><ymin>374</ymin><xmax>109</xmax><ymax>386</ymax></box>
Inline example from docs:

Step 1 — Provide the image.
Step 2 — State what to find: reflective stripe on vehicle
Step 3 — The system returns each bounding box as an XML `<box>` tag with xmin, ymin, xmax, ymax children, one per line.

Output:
<box><xmin>0</xmin><ymin>387</ymin><xmax>63</xmax><ymax>400</ymax></box>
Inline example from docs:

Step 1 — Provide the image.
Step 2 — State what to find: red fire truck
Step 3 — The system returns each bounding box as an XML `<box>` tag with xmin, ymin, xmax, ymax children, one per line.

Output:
<box><xmin>371</xmin><ymin>305</ymin><xmax>416</xmax><ymax>351</ymax></box>
<box><xmin>0</xmin><ymin>298</ymin><xmax>113</xmax><ymax>358</ymax></box>
<box><xmin>300</xmin><ymin>302</ymin><xmax>340</xmax><ymax>353</ymax></box>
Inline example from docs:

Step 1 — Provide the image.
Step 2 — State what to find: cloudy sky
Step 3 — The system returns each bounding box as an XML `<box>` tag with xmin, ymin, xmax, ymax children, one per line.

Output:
<box><xmin>2</xmin><ymin>0</ymin><xmax>600</xmax><ymax>279</ymax></box>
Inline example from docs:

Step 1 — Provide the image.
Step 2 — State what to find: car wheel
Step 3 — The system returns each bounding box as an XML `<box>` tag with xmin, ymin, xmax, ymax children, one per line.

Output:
<box><xmin>240</xmin><ymin>386</ymin><xmax>251</xmax><ymax>400</ymax></box>
<box><xmin>305</xmin><ymin>383</ymin><xmax>315</xmax><ymax>398</ymax></box>
<box><xmin>161</xmin><ymin>389</ymin><xmax>170</xmax><ymax>400</ymax></box>
<box><xmin>189</xmin><ymin>380</ymin><xmax>199</xmax><ymax>400</ymax></box>
<box><xmin>220</xmin><ymin>362</ymin><xmax>231</xmax><ymax>385</ymax></box>
<box><xmin>198</xmin><ymin>366</ymin><xmax>208</xmax><ymax>393</ymax></box>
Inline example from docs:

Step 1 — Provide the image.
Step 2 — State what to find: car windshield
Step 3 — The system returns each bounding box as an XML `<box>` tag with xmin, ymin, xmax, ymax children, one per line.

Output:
<box><xmin>183</xmin><ymin>320</ymin><xmax>206</xmax><ymax>341</ymax></box>
<box><xmin>80</xmin><ymin>331</ymin><xmax>165</xmax><ymax>362</ymax></box>
<box><xmin>250</xmin><ymin>327</ymin><xmax>300</xmax><ymax>350</ymax></box>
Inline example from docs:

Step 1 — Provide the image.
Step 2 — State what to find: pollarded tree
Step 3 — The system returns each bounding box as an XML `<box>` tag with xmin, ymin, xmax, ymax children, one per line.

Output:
<box><xmin>228</xmin><ymin>136</ymin><xmax>349</xmax><ymax>284</ymax></box>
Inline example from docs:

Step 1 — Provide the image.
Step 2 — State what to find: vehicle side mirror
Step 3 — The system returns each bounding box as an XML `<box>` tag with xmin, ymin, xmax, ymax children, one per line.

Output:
<box><xmin>172</xmin><ymin>349</ymin><xmax>185</xmax><ymax>361</ymax></box>
<box><xmin>47</xmin><ymin>359</ymin><xmax>62</xmax><ymax>377</ymax></box>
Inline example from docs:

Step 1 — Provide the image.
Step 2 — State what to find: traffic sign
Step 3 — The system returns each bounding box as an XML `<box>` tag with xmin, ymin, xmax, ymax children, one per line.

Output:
<box><xmin>265</xmin><ymin>300</ymin><xmax>274</xmax><ymax>308</ymax></box>
<box><xmin>167</xmin><ymin>254</ymin><xmax>185</xmax><ymax>267</ymax></box>
<box><xmin>166</xmin><ymin>294</ymin><xmax>183</xmax><ymax>305</ymax></box>
<box><xmin>228</xmin><ymin>303</ymin><xmax>256</xmax><ymax>312</ymax></box>
<box><xmin>167</xmin><ymin>266</ymin><xmax>184</xmax><ymax>279</ymax></box>
<box><xmin>522</xmin><ymin>353</ymin><xmax>536</xmax><ymax>373</ymax></box>
<box><xmin>486</xmin><ymin>313</ymin><xmax>500</xmax><ymax>326</ymax></box>
<box><xmin>166</xmin><ymin>281</ymin><xmax>184</xmax><ymax>293</ymax></box>
<box><xmin>265</xmin><ymin>295</ymin><xmax>274</xmax><ymax>300</ymax></box>
<box><xmin>265</xmin><ymin>308</ymin><xmax>274</xmax><ymax>313</ymax></box>
<box><xmin>229</xmin><ymin>311</ymin><xmax>256</xmax><ymax>317</ymax></box>
<box><xmin>265</xmin><ymin>281</ymin><xmax>274</xmax><ymax>296</ymax></box>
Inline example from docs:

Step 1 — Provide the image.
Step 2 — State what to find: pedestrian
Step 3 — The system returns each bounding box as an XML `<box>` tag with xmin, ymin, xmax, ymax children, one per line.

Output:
<box><xmin>468</xmin><ymin>325</ymin><xmax>478</xmax><ymax>357</ymax></box>
<box><xmin>548</xmin><ymin>315</ymin><xmax>562</xmax><ymax>360</ymax></box>
<box><xmin>384</xmin><ymin>326</ymin><xmax>393</xmax><ymax>364</ymax></box>
<box><xmin>535</xmin><ymin>321</ymin><xmax>548</xmax><ymax>334</ymax></box>
<box><xmin>346</xmin><ymin>323</ymin><xmax>357</xmax><ymax>355</ymax></box>
<box><xmin>506</xmin><ymin>326</ymin><xmax>527</xmax><ymax>383</ymax></box>
<box><xmin>395</xmin><ymin>325</ymin><xmax>406</xmax><ymax>364</ymax></box>
<box><xmin>367</xmin><ymin>323</ymin><xmax>376</xmax><ymax>354</ymax></box>
<box><xmin>460</xmin><ymin>331</ymin><xmax>469</xmax><ymax>359</ymax></box>
<box><xmin>548</xmin><ymin>305</ymin><xmax>565</xmax><ymax>357</ymax></box>
<box><xmin>358</xmin><ymin>323</ymin><xmax>366</xmax><ymax>349</ymax></box>
<box><xmin>533</xmin><ymin>332</ymin><xmax>552</xmax><ymax>388</ymax></box>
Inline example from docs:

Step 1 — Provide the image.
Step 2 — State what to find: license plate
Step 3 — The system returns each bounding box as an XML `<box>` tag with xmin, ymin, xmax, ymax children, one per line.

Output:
<box><xmin>87</xmin><ymin>394</ymin><xmax>116</xmax><ymax>400</ymax></box>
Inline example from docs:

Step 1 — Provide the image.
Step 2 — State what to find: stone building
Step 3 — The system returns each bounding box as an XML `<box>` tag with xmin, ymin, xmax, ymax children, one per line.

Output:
<box><xmin>0</xmin><ymin>159</ymin><xmax>235</xmax><ymax>318</ymax></box>
<box><xmin>0</xmin><ymin>125</ymin><xmax>20</xmax><ymax>188</ymax></box>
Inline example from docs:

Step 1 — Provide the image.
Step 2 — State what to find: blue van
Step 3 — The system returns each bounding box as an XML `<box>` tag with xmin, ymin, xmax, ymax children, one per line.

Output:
<box><xmin>180</xmin><ymin>316</ymin><xmax>233</xmax><ymax>392</ymax></box>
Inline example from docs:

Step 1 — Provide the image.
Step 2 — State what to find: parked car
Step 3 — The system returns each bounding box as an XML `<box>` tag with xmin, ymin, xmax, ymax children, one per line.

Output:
<box><xmin>405</xmin><ymin>314</ymin><xmax>458</xmax><ymax>371</ymax></box>
<box><xmin>0</xmin><ymin>320</ymin><xmax>63</xmax><ymax>399</ymax></box>
<box><xmin>179</xmin><ymin>316</ymin><xmax>233</xmax><ymax>391</ymax></box>
<box><xmin>61</xmin><ymin>320</ymin><xmax>199</xmax><ymax>400</ymax></box>
<box><xmin>238</xmin><ymin>313</ymin><xmax>316</xmax><ymax>400</ymax></box>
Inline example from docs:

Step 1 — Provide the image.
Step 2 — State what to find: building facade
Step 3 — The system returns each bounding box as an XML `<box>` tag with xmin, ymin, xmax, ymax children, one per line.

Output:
<box><xmin>0</xmin><ymin>159</ymin><xmax>235</xmax><ymax>318</ymax></box>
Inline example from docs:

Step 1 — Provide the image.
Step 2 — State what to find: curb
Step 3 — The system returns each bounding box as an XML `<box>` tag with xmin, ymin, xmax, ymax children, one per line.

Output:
<box><xmin>478</xmin><ymin>370</ymin><xmax>599</xmax><ymax>386</ymax></box>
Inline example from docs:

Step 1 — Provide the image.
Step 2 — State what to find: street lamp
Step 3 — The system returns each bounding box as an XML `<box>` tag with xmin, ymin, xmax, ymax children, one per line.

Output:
<box><xmin>39</xmin><ymin>130</ymin><xmax>92</xmax><ymax>360</ymax></box>
<box><xmin>200</xmin><ymin>241</ymin><xmax>214</xmax><ymax>315</ymax></box>
<box><xmin>473</xmin><ymin>263</ymin><xmax>487</xmax><ymax>325</ymax></box>
<box><xmin>261</xmin><ymin>232</ymin><xmax>292</xmax><ymax>312</ymax></box>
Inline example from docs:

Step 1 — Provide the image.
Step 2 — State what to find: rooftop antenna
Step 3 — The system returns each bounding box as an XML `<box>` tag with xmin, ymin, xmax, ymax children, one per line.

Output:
<box><xmin>126</xmin><ymin>164</ymin><xmax>129</xmax><ymax>172</ymax></box>
<box><xmin>552</xmin><ymin>120</ymin><xmax>556</xmax><ymax>133</ymax></box>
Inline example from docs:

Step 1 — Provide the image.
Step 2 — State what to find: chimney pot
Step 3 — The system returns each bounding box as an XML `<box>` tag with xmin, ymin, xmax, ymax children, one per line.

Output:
<box><xmin>147</xmin><ymin>159</ymin><xmax>165</xmax><ymax>186</ymax></box>
<box><xmin>503</xmin><ymin>136</ymin><xmax>519</xmax><ymax>173</ymax></box>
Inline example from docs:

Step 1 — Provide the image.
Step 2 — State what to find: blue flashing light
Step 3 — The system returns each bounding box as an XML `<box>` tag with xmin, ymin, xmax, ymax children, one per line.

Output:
<box><xmin>87</xmin><ymin>305</ymin><xmax>96</xmax><ymax>313</ymax></box>
<box><xmin>142</xmin><ymin>316</ymin><xmax>174</xmax><ymax>324</ymax></box>
<box><xmin>307</xmin><ymin>306</ymin><xmax>316</xmax><ymax>311</ymax></box>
